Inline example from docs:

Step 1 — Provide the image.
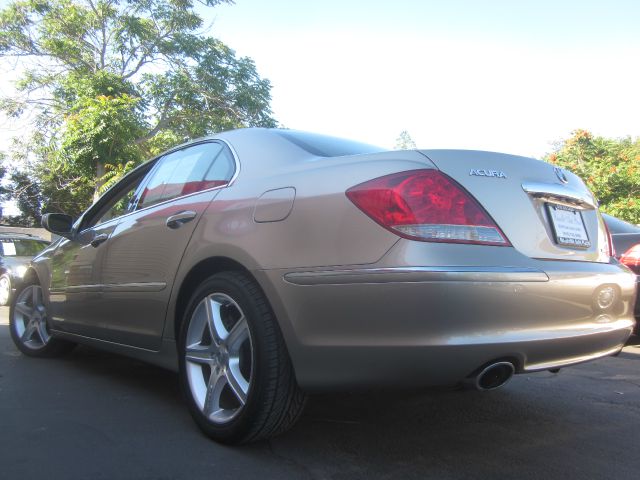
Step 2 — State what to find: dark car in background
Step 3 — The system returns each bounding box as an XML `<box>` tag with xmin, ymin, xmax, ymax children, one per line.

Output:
<box><xmin>0</xmin><ymin>233</ymin><xmax>50</xmax><ymax>306</ymax></box>
<box><xmin>603</xmin><ymin>213</ymin><xmax>640</xmax><ymax>332</ymax></box>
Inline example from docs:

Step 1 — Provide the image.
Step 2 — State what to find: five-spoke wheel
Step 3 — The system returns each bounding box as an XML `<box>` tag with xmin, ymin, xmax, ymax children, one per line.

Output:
<box><xmin>185</xmin><ymin>292</ymin><xmax>253</xmax><ymax>424</ymax></box>
<box><xmin>9</xmin><ymin>280</ymin><xmax>74</xmax><ymax>357</ymax></box>
<box><xmin>179</xmin><ymin>272</ymin><xmax>306</xmax><ymax>444</ymax></box>
<box><xmin>12</xmin><ymin>284</ymin><xmax>51</xmax><ymax>350</ymax></box>
<box><xmin>0</xmin><ymin>274</ymin><xmax>12</xmax><ymax>306</ymax></box>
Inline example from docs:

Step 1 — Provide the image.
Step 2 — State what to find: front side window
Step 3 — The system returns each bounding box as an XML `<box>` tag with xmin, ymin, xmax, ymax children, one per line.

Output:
<box><xmin>136</xmin><ymin>142</ymin><xmax>235</xmax><ymax>210</ymax></box>
<box><xmin>82</xmin><ymin>162</ymin><xmax>155</xmax><ymax>230</ymax></box>
<box><xmin>95</xmin><ymin>179</ymin><xmax>145</xmax><ymax>226</ymax></box>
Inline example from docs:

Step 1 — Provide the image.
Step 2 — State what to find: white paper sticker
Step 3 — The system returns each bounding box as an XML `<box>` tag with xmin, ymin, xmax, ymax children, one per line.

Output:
<box><xmin>3</xmin><ymin>242</ymin><xmax>16</xmax><ymax>256</ymax></box>
<box><xmin>548</xmin><ymin>205</ymin><xmax>590</xmax><ymax>248</ymax></box>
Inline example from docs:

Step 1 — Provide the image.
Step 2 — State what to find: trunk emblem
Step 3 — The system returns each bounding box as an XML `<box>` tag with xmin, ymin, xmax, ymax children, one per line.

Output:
<box><xmin>554</xmin><ymin>167</ymin><xmax>569</xmax><ymax>184</ymax></box>
<box><xmin>469</xmin><ymin>169</ymin><xmax>507</xmax><ymax>179</ymax></box>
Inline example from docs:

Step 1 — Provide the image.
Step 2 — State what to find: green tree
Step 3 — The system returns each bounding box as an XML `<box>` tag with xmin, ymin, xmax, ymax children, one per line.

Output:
<box><xmin>0</xmin><ymin>0</ymin><xmax>276</xmax><ymax>219</ymax></box>
<box><xmin>6</xmin><ymin>170</ymin><xmax>44</xmax><ymax>226</ymax></box>
<box><xmin>0</xmin><ymin>153</ymin><xmax>13</xmax><ymax>219</ymax></box>
<box><xmin>395</xmin><ymin>130</ymin><xmax>416</xmax><ymax>150</ymax></box>
<box><xmin>545</xmin><ymin>130</ymin><xmax>640</xmax><ymax>224</ymax></box>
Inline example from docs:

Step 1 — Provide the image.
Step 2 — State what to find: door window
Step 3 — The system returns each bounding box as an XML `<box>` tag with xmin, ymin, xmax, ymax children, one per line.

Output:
<box><xmin>95</xmin><ymin>180</ymin><xmax>144</xmax><ymax>225</ymax></box>
<box><xmin>81</xmin><ymin>163</ymin><xmax>154</xmax><ymax>230</ymax></box>
<box><xmin>136</xmin><ymin>142</ymin><xmax>234</xmax><ymax>210</ymax></box>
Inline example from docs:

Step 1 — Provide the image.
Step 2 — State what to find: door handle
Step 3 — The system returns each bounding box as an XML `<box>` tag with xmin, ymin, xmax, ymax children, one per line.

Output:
<box><xmin>166</xmin><ymin>210</ymin><xmax>197</xmax><ymax>229</ymax></box>
<box><xmin>90</xmin><ymin>233</ymin><xmax>109</xmax><ymax>248</ymax></box>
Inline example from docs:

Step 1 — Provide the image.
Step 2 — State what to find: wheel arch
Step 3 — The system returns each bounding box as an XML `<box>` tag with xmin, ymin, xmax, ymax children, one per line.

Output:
<box><xmin>22</xmin><ymin>267</ymin><xmax>40</xmax><ymax>285</ymax></box>
<box><xmin>173</xmin><ymin>256</ymin><xmax>261</xmax><ymax>341</ymax></box>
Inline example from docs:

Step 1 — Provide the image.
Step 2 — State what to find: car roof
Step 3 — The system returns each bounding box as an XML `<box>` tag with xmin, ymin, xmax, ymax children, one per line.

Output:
<box><xmin>0</xmin><ymin>233</ymin><xmax>48</xmax><ymax>242</ymax></box>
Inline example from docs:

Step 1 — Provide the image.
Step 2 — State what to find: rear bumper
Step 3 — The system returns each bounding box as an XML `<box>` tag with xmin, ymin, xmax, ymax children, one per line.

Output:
<box><xmin>257</xmin><ymin>258</ymin><xmax>637</xmax><ymax>391</ymax></box>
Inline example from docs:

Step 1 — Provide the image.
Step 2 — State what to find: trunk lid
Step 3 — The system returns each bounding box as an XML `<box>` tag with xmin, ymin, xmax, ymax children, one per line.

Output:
<box><xmin>419</xmin><ymin>149</ymin><xmax>610</xmax><ymax>262</ymax></box>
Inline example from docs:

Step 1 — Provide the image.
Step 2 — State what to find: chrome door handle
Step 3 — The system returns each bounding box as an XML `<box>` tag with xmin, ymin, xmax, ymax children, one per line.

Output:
<box><xmin>166</xmin><ymin>210</ymin><xmax>197</xmax><ymax>229</ymax></box>
<box><xmin>90</xmin><ymin>233</ymin><xmax>109</xmax><ymax>248</ymax></box>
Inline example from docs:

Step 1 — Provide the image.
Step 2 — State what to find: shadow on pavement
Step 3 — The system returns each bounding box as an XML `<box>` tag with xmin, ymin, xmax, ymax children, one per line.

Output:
<box><xmin>2</xmin><ymin>322</ymin><xmax>640</xmax><ymax>479</ymax></box>
<box><xmin>625</xmin><ymin>333</ymin><xmax>640</xmax><ymax>347</ymax></box>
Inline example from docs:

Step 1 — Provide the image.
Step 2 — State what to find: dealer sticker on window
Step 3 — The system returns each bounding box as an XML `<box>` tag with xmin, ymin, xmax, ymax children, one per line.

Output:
<box><xmin>2</xmin><ymin>242</ymin><xmax>16</xmax><ymax>256</ymax></box>
<box><xmin>547</xmin><ymin>204</ymin><xmax>591</xmax><ymax>248</ymax></box>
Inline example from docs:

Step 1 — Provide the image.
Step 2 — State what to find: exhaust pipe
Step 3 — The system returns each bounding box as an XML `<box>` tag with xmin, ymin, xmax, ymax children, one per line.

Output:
<box><xmin>464</xmin><ymin>361</ymin><xmax>515</xmax><ymax>391</ymax></box>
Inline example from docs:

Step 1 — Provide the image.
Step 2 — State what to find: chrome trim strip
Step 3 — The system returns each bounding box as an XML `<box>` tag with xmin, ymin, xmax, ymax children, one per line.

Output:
<box><xmin>52</xmin><ymin>285</ymin><xmax>101</xmax><ymax>293</ymax></box>
<box><xmin>61</xmin><ymin>282</ymin><xmax>166</xmax><ymax>293</ymax></box>
<box><xmin>522</xmin><ymin>181</ymin><xmax>597</xmax><ymax>210</ymax></box>
<box><xmin>102</xmin><ymin>282</ymin><xmax>167</xmax><ymax>292</ymax></box>
<box><xmin>86</xmin><ymin>139</ymin><xmax>240</xmax><ymax>231</ymax></box>
<box><xmin>217</xmin><ymin>137</ymin><xmax>241</xmax><ymax>187</ymax></box>
<box><xmin>284</xmin><ymin>266</ymin><xmax>549</xmax><ymax>286</ymax></box>
<box><xmin>86</xmin><ymin>181</ymin><xmax>228</xmax><ymax>232</ymax></box>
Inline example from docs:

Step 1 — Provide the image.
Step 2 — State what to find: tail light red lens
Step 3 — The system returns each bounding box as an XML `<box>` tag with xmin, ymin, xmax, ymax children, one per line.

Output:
<box><xmin>603</xmin><ymin>221</ymin><xmax>616</xmax><ymax>258</ymax></box>
<box><xmin>346</xmin><ymin>169</ymin><xmax>510</xmax><ymax>246</ymax></box>
<box><xmin>620</xmin><ymin>244</ymin><xmax>640</xmax><ymax>274</ymax></box>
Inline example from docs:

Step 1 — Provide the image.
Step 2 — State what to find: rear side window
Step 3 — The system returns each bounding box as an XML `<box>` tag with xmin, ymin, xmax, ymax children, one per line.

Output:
<box><xmin>0</xmin><ymin>239</ymin><xmax>48</xmax><ymax>257</ymax></box>
<box><xmin>137</xmin><ymin>142</ymin><xmax>235</xmax><ymax>210</ymax></box>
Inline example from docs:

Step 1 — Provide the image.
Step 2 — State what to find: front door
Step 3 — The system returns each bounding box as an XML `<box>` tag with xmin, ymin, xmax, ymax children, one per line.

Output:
<box><xmin>48</xmin><ymin>220</ymin><xmax>120</xmax><ymax>336</ymax></box>
<box><xmin>48</xmin><ymin>164</ymin><xmax>153</xmax><ymax>336</ymax></box>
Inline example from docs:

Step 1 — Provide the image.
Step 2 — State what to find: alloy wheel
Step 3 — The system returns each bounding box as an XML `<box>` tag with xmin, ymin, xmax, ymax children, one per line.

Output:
<box><xmin>184</xmin><ymin>292</ymin><xmax>253</xmax><ymax>424</ymax></box>
<box><xmin>12</xmin><ymin>285</ymin><xmax>51</xmax><ymax>350</ymax></box>
<box><xmin>0</xmin><ymin>276</ymin><xmax>10</xmax><ymax>305</ymax></box>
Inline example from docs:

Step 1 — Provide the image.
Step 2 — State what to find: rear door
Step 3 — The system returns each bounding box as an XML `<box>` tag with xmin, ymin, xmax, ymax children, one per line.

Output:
<box><xmin>96</xmin><ymin>141</ymin><xmax>237</xmax><ymax>350</ymax></box>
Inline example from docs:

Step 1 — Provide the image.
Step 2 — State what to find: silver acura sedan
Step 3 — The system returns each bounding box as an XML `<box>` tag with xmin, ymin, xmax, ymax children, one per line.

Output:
<box><xmin>9</xmin><ymin>128</ymin><xmax>637</xmax><ymax>444</ymax></box>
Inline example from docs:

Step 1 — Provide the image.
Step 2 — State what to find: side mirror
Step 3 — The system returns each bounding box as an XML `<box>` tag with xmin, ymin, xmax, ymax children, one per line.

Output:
<box><xmin>42</xmin><ymin>213</ymin><xmax>74</xmax><ymax>238</ymax></box>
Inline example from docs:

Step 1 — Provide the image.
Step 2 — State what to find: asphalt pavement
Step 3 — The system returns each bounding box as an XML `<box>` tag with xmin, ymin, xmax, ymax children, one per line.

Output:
<box><xmin>1</xmin><ymin>306</ymin><xmax>639</xmax><ymax>480</ymax></box>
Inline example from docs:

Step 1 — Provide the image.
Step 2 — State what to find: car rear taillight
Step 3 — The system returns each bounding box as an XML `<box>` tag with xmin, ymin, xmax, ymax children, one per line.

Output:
<box><xmin>346</xmin><ymin>169</ymin><xmax>510</xmax><ymax>246</ymax></box>
<box><xmin>603</xmin><ymin>221</ymin><xmax>616</xmax><ymax>257</ymax></box>
<box><xmin>620</xmin><ymin>244</ymin><xmax>640</xmax><ymax>274</ymax></box>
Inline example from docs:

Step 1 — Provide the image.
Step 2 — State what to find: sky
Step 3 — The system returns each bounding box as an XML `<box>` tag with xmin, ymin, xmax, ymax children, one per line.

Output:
<box><xmin>0</xmin><ymin>0</ymin><xmax>639</xmax><ymax>188</ymax></box>
<box><xmin>197</xmin><ymin>0</ymin><xmax>640</xmax><ymax>156</ymax></box>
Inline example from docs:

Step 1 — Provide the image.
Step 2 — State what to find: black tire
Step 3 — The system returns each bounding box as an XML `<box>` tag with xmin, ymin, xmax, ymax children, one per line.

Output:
<box><xmin>9</xmin><ymin>279</ymin><xmax>75</xmax><ymax>357</ymax></box>
<box><xmin>0</xmin><ymin>273</ymin><xmax>12</xmax><ymax>306</ymax></box>
<box><xmin>179</xmin><ymin>271</ymin><xmax>306</xmax><ymax>444</ymax></box>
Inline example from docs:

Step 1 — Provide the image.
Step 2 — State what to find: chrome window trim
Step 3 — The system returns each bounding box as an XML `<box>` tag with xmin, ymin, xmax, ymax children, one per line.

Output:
<box><xmin>81</xmin><ymin>138</ymin><xmax>240</xmax><ymax>232</ymax></box>
<box><xmin>81</xmin><ymin>181</ymin><xmax>231</xmax><ymax>234</ymax></box>
<box><xmin>217</xmin><ymin>137</ymin><xmax>241</xmax><ymax>187</ymax></box>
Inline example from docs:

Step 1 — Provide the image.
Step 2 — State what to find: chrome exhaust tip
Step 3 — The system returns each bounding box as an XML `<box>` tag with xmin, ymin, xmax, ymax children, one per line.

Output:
<box><xmin>465</xmin><ymin>361</ymin><xmax>515</xmax><ymax>391</ymax></box>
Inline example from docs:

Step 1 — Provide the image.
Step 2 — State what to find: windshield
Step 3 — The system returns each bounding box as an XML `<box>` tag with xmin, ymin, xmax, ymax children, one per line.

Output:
<box><xmin>0</xmin><ymin>239</ymin><xmax>49</xmax><ymax>257</ymax></box>
<box><xmin>278</xmin><ymin>130</ymin><xmax>384</xmax><ymax>157</ymax></box>
<box><xmin>602</xmin><ymin>213</ymin><xmax>640</xmax><ymax>234</ymax></box>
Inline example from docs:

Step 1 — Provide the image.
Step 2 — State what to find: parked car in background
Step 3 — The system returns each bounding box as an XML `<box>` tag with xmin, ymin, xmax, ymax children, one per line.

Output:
<box><xmin>0</xmin><ymin>233</ymin><xmax>50</xmax><ymax>306</ymax></box>
<box><xmin>8</xmin><ymin>128</ymin><xmax>638</xmax><ymax>444</ymax></box>
<box><xmin>603</xmin><ymin>213</ymin><xmax>640</xmax><ymax>332</ymax></box>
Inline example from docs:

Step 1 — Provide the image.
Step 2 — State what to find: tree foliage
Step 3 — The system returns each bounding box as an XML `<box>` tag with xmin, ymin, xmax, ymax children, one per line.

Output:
<box><xmin>395</xmin><ymin>130</ymin><xmax>416</xmax><ymax>150</ymax></box>
<box><xmin>1</xmin><ymin>0</ymin><xmax>276</xmax><ymax>219</ymax></box>
<box><xmin>546</xmin><ymin>130</ymin><xmax>640</xmax><ymax>224</ymax></box>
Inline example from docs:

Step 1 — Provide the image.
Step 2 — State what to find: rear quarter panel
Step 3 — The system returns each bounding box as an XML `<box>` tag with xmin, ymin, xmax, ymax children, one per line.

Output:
<box><xmin>164</xmin><ymin>151</ymin><xmax>436</xmax><ymax>341</ymax></box>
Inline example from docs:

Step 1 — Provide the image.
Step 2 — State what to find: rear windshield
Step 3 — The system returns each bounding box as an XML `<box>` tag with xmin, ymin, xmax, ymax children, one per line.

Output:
<box><xmin>0</xmin><ymin>239</ymin><xmax>49</xmax><ymax>257</ymax></box>
<box><xmin>603</xmin><ymin>214</ymin><xmax>640</xmax><ymax>234</ymax></box>
<box><xmin>278</xmin><ymin>131</ymin><xmax>384</xmax><ymax>157</ymax></box>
